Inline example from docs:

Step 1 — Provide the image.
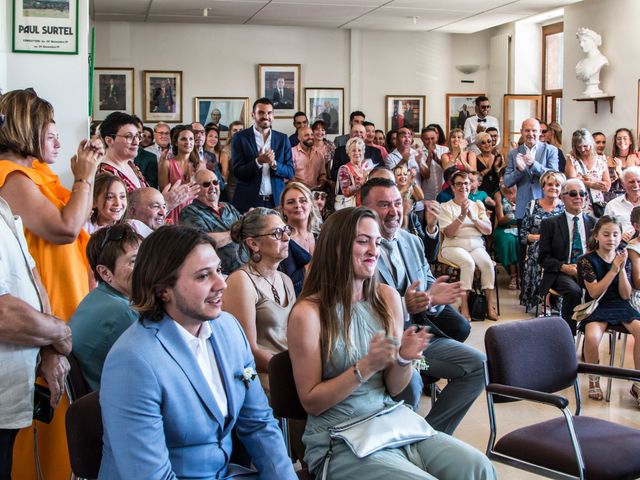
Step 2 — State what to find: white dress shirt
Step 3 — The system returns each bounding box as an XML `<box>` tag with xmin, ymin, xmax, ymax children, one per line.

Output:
<box><xmin>463</xmin><ymin>115</ymin><xmax>500</xmax><ymax>144</ymax></box>
<box><xmin>174</xmin><ymin>320</ymin><xmax>228</xmax><ymax>419</ymax></box>
<box><xmin>422</xmin><ymin>145</ymin><xmax>449</xmax><ymax>201</ymax></box>
<box><xmin>385</xmin><ymin>148</ymin><xmax>424</xmax><ymax>212</ymax></box>
<box><xmin>565</xmin><ymin>211</ymin><xmax>588</xmax><ymax>262</ymax></box>
<box><xmin>253</xmin><ymin>126</ymin><xmax>273</xmax><ymax>196</ymax></box>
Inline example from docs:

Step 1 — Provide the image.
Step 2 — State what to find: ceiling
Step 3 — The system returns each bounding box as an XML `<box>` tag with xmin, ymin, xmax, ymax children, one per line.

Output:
<box><xmin>90</xmin><ymin>0</ymin><xmax>581</xmax><ymax>34</ymax></box>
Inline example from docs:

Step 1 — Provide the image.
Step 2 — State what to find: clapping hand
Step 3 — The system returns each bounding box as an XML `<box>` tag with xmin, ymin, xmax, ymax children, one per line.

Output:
<box><xmin>399</xmin><ymin>326</ymin><xmax>431</xmax><ymax>361</ymax></box>
<box><xmin>162</xmin><ymin>179</ymin><xmax>200</xmax><ymax>212</ymax></box>
<box><xmin>612</xmin><ymin>249</ymin><xmax>628</xmax><ymax>272</ymax></box>
<box><xmin>364</xmin><ymin>332</ymin><xmax>398</xmax><ymax>372</ymax></box>
<box><xmin>428</xmin><ymin>276</ymin><xmax>464</xmax><ymax>305</ymax></box>
<box><xmin>405</xmin><ymin>280</ymin><xmax>431</xmax><ymax>314</ymax></box>
<box><xmin>515</xmin><ymin>153</ymin><xmax>527</xmax><ymax>171</ymax></box>
<box><xmin>257</xmin><ymin>148</ymin><xmax>275</xmax><ymax>165</ymax></box>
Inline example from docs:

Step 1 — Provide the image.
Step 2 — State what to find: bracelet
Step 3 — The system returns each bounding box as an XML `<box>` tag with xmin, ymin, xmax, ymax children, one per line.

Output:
<box><xmin>73</xmin><ymin>178</ymin><xmax>92</xmax><ymax>187</ymax></box>
<box><xmin>353</xmin><ymin>362</ymin><xmax>367</xmax><ymax>384</ymax></box>
<box><xmin>396</xmin><ymin>354</ymin><xmax>412</xmax><ymax>367</ymax></box>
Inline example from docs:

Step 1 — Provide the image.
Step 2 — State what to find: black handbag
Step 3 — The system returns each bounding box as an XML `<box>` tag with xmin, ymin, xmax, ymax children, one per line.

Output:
<box><xmin>468</xmin><ymin>289</ymin><xmax>488</xmax><ymax>321</ymax></box>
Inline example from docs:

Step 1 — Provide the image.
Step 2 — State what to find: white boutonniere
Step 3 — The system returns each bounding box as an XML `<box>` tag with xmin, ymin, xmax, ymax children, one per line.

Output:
<box><xmin>239</xmin><ymin>367</ymin><xmax>257</xmax><ymax>389</ymax></box>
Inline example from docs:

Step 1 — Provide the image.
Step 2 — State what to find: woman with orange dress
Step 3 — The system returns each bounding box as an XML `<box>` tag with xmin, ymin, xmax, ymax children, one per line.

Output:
<box><xmin>0</xmin><ymin>89</ymin><xmax>103</xmax><ymax>480</ymax></box>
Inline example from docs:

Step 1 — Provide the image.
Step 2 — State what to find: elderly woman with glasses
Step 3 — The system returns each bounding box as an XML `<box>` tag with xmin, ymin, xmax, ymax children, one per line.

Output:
<box><xmin>439</xmin><ymin>170</ymin><xmax>497</xmax><ymax>320</ymax></box>
<box><xmin>338</xmin><ymin>137</ymin><xmax>371</xmax><ymax>207</ymax></box>
<box><xmin>223</xmin><ymin>208</ymin><xmax>295</xmax><ymax>393</ymax></box>
<box><xmin>565</xmin><ymin>128</ymin><xmax>610</xmax><ymax>217</ymax></box>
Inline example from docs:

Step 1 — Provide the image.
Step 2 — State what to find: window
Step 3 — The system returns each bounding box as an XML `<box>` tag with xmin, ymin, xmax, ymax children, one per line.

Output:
<box><xmin>542</xmin><ymin>22</ymin><xmax>563</xmax><ymax>124</ymax></box>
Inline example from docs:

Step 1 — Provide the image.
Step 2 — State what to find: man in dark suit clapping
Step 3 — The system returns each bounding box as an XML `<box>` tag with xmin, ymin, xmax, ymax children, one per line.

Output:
<box><xmin>538</xmin><ymin>178</ymin><xmax>597</xmax><ymax>334</ymax></box>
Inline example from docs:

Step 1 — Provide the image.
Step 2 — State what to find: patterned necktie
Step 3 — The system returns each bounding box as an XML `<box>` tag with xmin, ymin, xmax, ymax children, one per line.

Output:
<box><xmin>380</xmin><ymin>239</ymin><xmax>408</xmax><ymax>291</ymax></box>
<box><xmin>570</xmin><ymin>215</ymin><xmax>583</xmax><ymax>264</ymax></box>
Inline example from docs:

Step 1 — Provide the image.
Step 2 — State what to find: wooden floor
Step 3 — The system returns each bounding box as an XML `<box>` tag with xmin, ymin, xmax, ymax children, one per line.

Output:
<box><xmin>418</xmin><ymin>271</ymin><xmax>639</xmax><ymax>479</ymax></box>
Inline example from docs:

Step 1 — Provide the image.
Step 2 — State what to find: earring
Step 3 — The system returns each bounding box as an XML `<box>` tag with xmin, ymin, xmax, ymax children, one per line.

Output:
<box><xmin>251</xmin><ymin>250</ymin><xmax>262</xmax><ymax>263</ymax></box>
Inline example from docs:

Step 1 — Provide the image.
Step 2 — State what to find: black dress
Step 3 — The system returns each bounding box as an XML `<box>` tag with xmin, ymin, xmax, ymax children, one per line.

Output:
<box><xmin>477</xmin><ymin>155</ymin><xmax>500</xmax><ymax>197</ymax></box>
<box><xmin>577</xmin><ymin>251</ymin><xmax>640</xmax><ymax>325</ymax></box>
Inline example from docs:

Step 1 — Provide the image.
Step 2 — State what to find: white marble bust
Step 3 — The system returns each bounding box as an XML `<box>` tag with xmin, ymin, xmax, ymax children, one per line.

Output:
<box><xmin>575</xmin><ymin>27</ymin><xmax>609</xmax><ymax>97</ymax></box>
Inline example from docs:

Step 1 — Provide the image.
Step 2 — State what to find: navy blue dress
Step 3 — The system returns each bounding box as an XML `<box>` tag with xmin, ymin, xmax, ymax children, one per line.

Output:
<box><xmin>577</xmin><ymin>251</ymin><xmax>640</xmax><ymax>325</ymax></box>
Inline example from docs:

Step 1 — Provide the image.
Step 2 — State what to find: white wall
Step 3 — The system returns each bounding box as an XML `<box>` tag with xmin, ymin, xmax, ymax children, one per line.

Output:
<box><xmin>93</xmin><ymin>21</ymin><xmax>490</xmax><ymax>136</ymax></box>
<box><xmin>2</xmin><ymin>0</ymin><xmax>90</xmax><ymax>186</ymax></box>
<box><xmin>563</xmin><ymin>0</ymin><xmax>640</xmax><ymax>145</ymax></box>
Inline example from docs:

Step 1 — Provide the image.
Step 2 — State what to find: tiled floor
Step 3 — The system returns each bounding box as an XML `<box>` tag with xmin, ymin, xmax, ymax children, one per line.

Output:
<box><xmin>418</xmin><ymin>272</ymin><xmax>639</xmax><ymax>479</ymax></box>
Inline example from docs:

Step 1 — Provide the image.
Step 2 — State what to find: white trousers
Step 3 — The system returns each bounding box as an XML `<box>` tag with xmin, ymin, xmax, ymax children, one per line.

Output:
<box><xmin>441</xmin><ymin>237</ymin><xmax>495</xmax><ymax>290</ymax></box>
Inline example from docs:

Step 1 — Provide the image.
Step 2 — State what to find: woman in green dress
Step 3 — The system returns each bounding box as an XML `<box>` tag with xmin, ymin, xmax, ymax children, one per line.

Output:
<box><xmin>287</xmin><ymin>207</ymin><xmax>496</xmax><ymax>480</ymax></box>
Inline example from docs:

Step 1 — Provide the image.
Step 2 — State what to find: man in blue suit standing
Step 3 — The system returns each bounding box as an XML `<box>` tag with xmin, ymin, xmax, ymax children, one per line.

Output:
<box><xmin>504</xmin><ymin>118</ymin><xmax>559</xmax><ymax>286</ymax></box>
<box><xmin>99</xmin><ymin>226</ymin><xmax>296</xmax><ymax>480</ymax></box>
<box><xmin>231</xmin><ymin>98</ymin><xmax>294</xmax><ymax>212</ymax></box>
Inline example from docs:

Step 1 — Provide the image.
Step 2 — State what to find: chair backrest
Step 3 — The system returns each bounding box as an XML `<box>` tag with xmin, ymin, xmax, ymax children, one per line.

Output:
<box><xmin>484</xmin><ymin>317</ymin><xmax>578</xmax><ymax>394</ymax></box>
<box><xmin>267</xmin><ymin>350</ymin><xmax>308</xmax><ymax>420</ymax></box>
<box><xmin>65</xmin><ymin>390</ymin><xmax>103</xmax><ymax>478</ymax></box>
<box><xmin>65</xmin><ymin>351</ymin><xmax>91</xmax><ymax>403</ymax></box>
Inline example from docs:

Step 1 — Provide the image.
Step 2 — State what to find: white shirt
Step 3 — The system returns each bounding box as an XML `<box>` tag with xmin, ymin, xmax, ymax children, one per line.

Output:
<box><xmin>463</xmin><ymin>115</ymin><xmax>500</xmax><ymax>144</ymax></box>
<box><xmin>253</xmin><ymin>126</ymin><xmax>273</xmax><ymax>196</ymax></box>
<box><xmin>422</xmin><ymin>145</ymin><xmax>449</xmax><ymax>201</ymax></box>
<box><xmin>603</xmin><ymin>194</ymin><xmax>636</xmax><ymax>235</ymax></box>
<box><xmin>565</xmin><ymin>211</ymin><xmax>588</xmax><ymax>262</ymax></box>
<box><xmin>174</xmin><ymin>320</ymin><xmax>228</xmax><ymax>419</ymax></box>
<box><xmin>0</xmin><ymin>198</ymin><xmax>41</xmax><ymax>429</ymax></box>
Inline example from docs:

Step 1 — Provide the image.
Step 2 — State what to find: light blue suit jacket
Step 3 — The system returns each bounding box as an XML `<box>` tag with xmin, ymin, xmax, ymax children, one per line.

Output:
<box><xmin>376</xmin><ymin>229</ymin><xmax>446</xmax><ymax>335</ymax></box>
<box><xmin>504</xmin><ymin>142</ymin><xmax>559</xmax><ymax>219</ymax></box>
<box><xmin>98</xmin><ymin>312</ymin><xmax>296</xmax><ymax>480</ymax></box>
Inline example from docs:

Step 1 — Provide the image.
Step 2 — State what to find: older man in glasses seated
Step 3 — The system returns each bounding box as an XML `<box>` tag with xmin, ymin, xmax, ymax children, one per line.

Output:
<box><xmin>180</xmin><ymin>169</ymin><xmax>243</xmax><ymax>275</ymax></box>
<box><xmin>538</xmin><ymin>178</ymin><xmax>597</xmax><ymax>335</ymax></box>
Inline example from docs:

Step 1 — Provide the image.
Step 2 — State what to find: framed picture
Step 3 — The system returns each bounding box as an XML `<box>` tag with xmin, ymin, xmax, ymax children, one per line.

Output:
<box><xmin>12</xmin><ymin>0</ymin><xmax>79</xmax><ymax>54</ymax></box>
<box><xmin>92</xmin><ymin>68</ymin><xmax>134</xmax><ymax>121</ymax></box>
<box><xmin>143</xmin><ymin>70</ymin><xmax>182</xmax><ymax>123</ymax></box>
<box><xmin>305</xmin><ymin>88</ymin><xmax>344</xmax><ymax>139</ymax></box>
<box><xmin>446</xmin><ymin>93</ymin><xmax>484</xmax><ymax>136</ymax></box>
<box><xmin>385</xmin><ymin>95</ymin><xmax>426</xmax><ymax>135</ymax></box>
<box><xmin>258</xmin><ymin>64</ymin><xmax>301</xmax><ymax>118</ymax></box>
<box><xmin>194</xmin><ymin>97</ymin><xmax>249</xmax><ymax>138</ymax></box>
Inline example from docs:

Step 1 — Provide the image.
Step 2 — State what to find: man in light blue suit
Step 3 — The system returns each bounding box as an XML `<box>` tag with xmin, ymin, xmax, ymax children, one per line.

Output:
<box><xmin>99</xmin><ymin>226</ymin><xmax>296</xmax><ymax>480</ymax></box>
<box><xmin>231</xmin><ymin>97</ymin><xmax>294</xmax><ymax>213</ymax></box>
<box><xmin>504</xmin><ymin>118</ymin><xmax>559</xmax><ymax>221</ymax></box>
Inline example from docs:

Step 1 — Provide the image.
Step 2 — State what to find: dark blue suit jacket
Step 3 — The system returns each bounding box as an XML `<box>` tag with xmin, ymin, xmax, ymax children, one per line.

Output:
<box><xmin>231</xmin><ymin>127</ymin><xmax>294</xmax><ymax>212</ymax></box>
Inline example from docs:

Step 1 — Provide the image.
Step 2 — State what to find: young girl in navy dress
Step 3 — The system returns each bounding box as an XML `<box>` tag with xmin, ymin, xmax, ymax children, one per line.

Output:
<box><xmin>577</xmin><ymin>215</ymin><xmax>640</xmax><ymax>406</ymax></box>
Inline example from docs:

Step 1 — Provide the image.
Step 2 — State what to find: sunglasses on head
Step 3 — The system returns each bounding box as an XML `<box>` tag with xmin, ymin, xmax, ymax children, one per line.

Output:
<box><xmin>313</xmin><ymin>191</ymin><xmax>327</xmax><ymax>200</ymax></box>
<box><xmin>201</xmin><ymin>180</ymin><xmax>219</xmax><ymax>188</ymax></box>
<box><xmin>564</xmin><ymin>190</ymin><xmax>587</xmax><ymax>198</ymax></box>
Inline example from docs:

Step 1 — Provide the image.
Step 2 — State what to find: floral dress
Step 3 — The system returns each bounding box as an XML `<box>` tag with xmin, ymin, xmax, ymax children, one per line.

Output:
<box><xmin>519</xmin><ymin>199</ymin><xmax>565</xmax><ymax>312</ymax></box>
<box><xmin>566</xmin><ymin>153</ymin><xmax>607</xmax><ymax>216</ymax></box>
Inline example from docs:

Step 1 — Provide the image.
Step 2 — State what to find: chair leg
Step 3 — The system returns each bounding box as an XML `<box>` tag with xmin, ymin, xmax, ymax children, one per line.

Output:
<box><xmin>606</xmin><ymin>332</ymin><xmax>617</xmax><ymax>402</ymax></box>
<box><xmin>494</xmin><ymin>267</ymin><xmax>500</xmax><ymax>315</ymax></box>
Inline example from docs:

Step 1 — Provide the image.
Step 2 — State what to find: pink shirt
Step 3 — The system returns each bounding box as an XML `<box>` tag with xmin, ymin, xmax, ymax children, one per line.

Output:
<box><xmin>291</xmin><ymin>144</ymin><xmax>327</xmax><ymax>188</ymax></box>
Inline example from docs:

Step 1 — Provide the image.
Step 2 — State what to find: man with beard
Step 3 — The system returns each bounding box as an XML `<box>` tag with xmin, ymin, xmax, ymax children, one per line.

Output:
<box><xmin>291</xmin><ymin>126</ymin><xmax>327</xmax><ymax>189</ymax></box>
<box><xmin>99</xmin><ymin>226</ymin><xmax>295</xmax><ymax>479</ymax></box>
<box><xmin>361</xmin><ymin>178</ymin><xmax>486</xmax><ymax>435</ymax></box>
<box><xmin>180</xmin><ymin>169</ymin><xmax>242</xmax><ymax>274</ymax></box>
<box><xmin>231</xmin><ymin>98</ymin><xmax>294</xmax><ymax>212</ymax></box>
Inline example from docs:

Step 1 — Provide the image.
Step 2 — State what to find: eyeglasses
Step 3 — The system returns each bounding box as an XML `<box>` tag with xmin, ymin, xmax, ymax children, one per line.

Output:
<box><xmin>255</xmin><ymin>225</ymin><xmax>292</xmax><ymax>240</ymax></box>
<box><xmin>541</xmin><ymin>129</ymin><xmax>548</xmax><ymax>134</ymax></box>
<box><xmin>99</xmin><ymin>226</ymin><xmax>126</xmax><ymax>251</ymax></box>
<box><xmin>563</xmin><ymin>190</ymin><xmax>587</xmax><ymax>198</ymax></box>
<box><xmin>453</xmin><ymin>181</ymin><xmax>471</xmax><ymax>188</ymax></box>
<box><xmin>201</xmin><ymin>180</ymin><xmax>219</xmax><ymax>188</ymax></box>
<box><xmin>479</xmin><ymin>105</ymin><xmax>491</xmax><ymax>109</ymax></box>
<box><xmin>155</xmin><ymin>131</ymin><xmax>170</xmax><ymax>136</ymax></box>
<box><xmin>479</xmin><ymin>140</ymin><xmax>492</xmax><ymax>145</ymax></box>
<box><xmin>313</xmin><ymin>191</ymin><xmax>327</xmax><ymax>200</ymax></box>
<box><xmin>115</xmin><ymin>133</ymin><xmax>142</xmax><ymax>144</ymax></box>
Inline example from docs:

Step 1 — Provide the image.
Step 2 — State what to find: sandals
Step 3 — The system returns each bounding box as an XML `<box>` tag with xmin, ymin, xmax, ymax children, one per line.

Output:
<box><xmin>508</xmin><ymin>275</ymin><xmax>518</xmax><ymax>290</ymax></box>
<box><xmin>631</xmin><ymin>383</ymin><xmax>640</xmax><ymax>409</ymax></box>
<box><xmin>588</xmin><ymin>375</ymin><xmax>603</xmax><ymax>401</ymax></box>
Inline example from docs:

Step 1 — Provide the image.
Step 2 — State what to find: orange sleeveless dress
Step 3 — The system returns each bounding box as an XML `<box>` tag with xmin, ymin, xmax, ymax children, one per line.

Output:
<box><xmin>0</xmin><ymin>160</ymin><xmax>90</xmax><ymax>480</ymax></box>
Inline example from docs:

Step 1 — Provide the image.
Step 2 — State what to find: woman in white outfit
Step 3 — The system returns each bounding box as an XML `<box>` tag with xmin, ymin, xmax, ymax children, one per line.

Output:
<box><xmin>439</xmin><ymin>170</ymin><xmax>497</xmax><ymax>320</ymax></box>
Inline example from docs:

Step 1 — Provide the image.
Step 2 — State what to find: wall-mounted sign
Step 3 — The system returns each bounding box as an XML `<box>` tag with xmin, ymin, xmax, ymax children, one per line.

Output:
<box><xmin>13</xmin><ymin>0</ymin><xmax>78</xmax><ymax>54</ymax></box>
